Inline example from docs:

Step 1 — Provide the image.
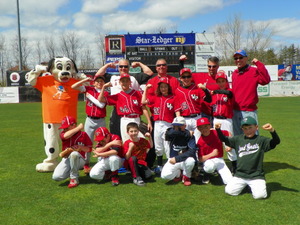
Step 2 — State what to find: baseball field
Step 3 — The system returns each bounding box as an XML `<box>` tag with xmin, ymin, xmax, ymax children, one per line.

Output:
<box><xmin>0</xmin><ymin>97</ymin><xmax>299</xmax><ymax>225</ymax></box>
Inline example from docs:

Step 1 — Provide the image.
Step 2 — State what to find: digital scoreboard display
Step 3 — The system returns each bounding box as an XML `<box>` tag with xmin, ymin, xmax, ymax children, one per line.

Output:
<box><xmin>125</xmin><ymin>33</ymin><xmax>195</xmax><ymax>72</ymax></box>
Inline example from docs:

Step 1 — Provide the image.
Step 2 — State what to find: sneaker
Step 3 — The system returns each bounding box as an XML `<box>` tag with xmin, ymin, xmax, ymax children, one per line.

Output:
<box><xmin>83</xmin><ymin>165</ymin><xmax>91</xmax><ymax>175</ymax></box>
<box><xmin>202</xmin><ymin>173</ymin><xmax>210</xmax><ymax>184</ymax></box>
<box><xmin>154</xmin><ymin>166</ymin><xmax>162</xmax><ymax>175</ymax></box>
<box><xmin>111</xmin><ymin>175</ymin><xmax>119</xmax><ymax>186</ymax></box>
<box><xmin>133</xmin><ymin>176</ymin><xmax>145</xmax><ymax>186</ymax></box>
<box><xmin>68</xmin><ymin>179</ymin><xmax>79</xmax><ymax>188</ymax></box>
<box><xmin>182</xmin><ymin>175</ymin><xmax>191</xmax><ymax>186</ymax></box>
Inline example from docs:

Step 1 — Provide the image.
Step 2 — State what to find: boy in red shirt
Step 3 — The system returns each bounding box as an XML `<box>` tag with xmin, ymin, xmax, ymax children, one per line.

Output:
<box><xmin>123</xmin><ymin>122</ymin><xmax>153</xmax><ymax>186</ymax></box>
<box><xmin>52</xmin><ymin>116</ymin><xmax>93</xmax><ymax>188</ymax></box>
<box><xmin>89</xmin><ymin>127</ymin><xmax>123</xmax><ymax>186</ymax></box>
<box><xmin>211</xmin><ymin>70</ymin><xmax>237</xmax><ymax>173</ymax></box>
<box><xmin>196</xmin><ymin>117</ymin><xmax>233</xmax><ymax>185</ymax></box>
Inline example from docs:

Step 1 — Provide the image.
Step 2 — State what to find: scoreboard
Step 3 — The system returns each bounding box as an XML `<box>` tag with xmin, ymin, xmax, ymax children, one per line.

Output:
<box><xmin>125</xmin><ymin>33</ymin><xmax>195</xmax><ymax>72</ymax></box>
<box><xmin>104</xmin><ymin>33</ymin><xmax>215</xmax><ymax>73</ymax></box>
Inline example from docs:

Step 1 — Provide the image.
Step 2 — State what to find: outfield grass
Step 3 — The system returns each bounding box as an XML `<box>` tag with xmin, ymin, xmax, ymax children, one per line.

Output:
<box><xmin>0</xmin><ymin>97</ymin><xmax>299</xmax><ymax>225</ymax></box>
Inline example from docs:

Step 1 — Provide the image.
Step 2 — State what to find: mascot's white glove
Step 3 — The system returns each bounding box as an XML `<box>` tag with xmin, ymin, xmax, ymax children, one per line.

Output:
<box><xmin>26</xmin><ymin>65</ymin><xmax>48</xmax><ymax>86</ymax></box>
<box><xmin>74</xmin><ymin>73</ymin><xmax>87</xmax><ymax>80</ymax></box>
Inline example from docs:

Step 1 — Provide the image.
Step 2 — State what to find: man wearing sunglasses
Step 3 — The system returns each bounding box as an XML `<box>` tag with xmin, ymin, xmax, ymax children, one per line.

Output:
<box><xmin>146</xmin><ymin>58</ymin><xmax>180</xmax><ymax>98</ymax></box>
<box><xmin>95</xmin><ymin>59</ymin><xmax>153</xmax><ymax>137</ymax></box>
<box><xmin>231</xmin><ymin>49</ymin><xmax>270</xmax><ymax>135</ymax></box>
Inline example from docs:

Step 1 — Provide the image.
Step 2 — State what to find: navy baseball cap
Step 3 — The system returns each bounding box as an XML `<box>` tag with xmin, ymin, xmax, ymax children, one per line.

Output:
<box><xmin>234</xmin><ymin>49</ymin><xmax>247</xmax><ymax>57</ymax></box>
<box><xmin>241</xmin><ymin>117</ymin><xmax>257</xmax><ymax>126</ymax></box>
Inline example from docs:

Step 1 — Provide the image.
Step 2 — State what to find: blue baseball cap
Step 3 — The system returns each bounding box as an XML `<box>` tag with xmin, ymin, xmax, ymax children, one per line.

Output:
<box><xmin>234</xmin><ymin>49</ymin><xmax>247</xmax><ymax>57</ymax></box>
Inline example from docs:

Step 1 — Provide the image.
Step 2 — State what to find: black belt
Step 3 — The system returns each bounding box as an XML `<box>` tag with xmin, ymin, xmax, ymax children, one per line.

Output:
<box><xmin>183</xmin><ymin>114</ymin><xmax>200</xmax><ymax>118</ymax></box>
<box><xmin>88</xmin><ymin>116</ymin><xmax>102</xmax><ymax>120</ymax></box>
<box><xmin>214</xmin><ymin>116</ymin><xmax>227</xmax><ymax>119</ymax></box>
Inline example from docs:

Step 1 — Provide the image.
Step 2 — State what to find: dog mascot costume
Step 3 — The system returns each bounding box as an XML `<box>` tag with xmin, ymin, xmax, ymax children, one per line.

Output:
<box><xmin>27</xmin><ymin>56</ymin><xmax>86</xmax><ymax>172</ymax></box>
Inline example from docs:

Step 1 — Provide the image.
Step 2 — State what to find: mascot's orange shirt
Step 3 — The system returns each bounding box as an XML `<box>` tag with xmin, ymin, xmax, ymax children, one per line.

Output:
<box><xmin>34</xmin><ymin>75</ymin><xmax>80</xmax><ymax>124</ymax></box>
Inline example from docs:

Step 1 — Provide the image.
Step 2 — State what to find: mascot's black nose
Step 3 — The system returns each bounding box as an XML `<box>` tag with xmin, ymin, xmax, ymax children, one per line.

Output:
<box><xmin>61</xmin><ymin>72</ymin><xmax>70</xmax><ymax>76</ymax></box>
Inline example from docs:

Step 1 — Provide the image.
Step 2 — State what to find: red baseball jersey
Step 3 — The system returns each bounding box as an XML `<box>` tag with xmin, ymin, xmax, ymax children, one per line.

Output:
<box><xmin>147</xmin><ymin>94</ymin><xmax>175</xmax><ymax>123</ymax></box>
<box><xmin>105</xmin><ymin>90</ymin><xmax>143</xmax><ymax>116</ymax></box>
<box><xmin>192</xmin><ymin>73</ymin><xmax>219</xmax><ymax>90</ymax></box>
<box><xmin>60</xmin><ymin>130</ymin><xmax>93</xmax><ymax>158</ymax></box>
<box><xmin>211</xmin><ymin>89</ymin><xmax>234</xmax><ymax>119</ymax></box>
<box><xmin>174</xmin><ymin>84</ymin><xmax>205</xmax><ymax>116</ymax></box>
<box><xmin>85</xmin><ymin>86</ymin><xmax>108</xmax><ymax>118</ymax></box>
<box><xmin>197</xmin><ymin>129</ymin><xmax>230</xmax><ymax>159</ymax></box>
<box><xmin>123</xmin><ymin>138</ymin><xmax>150</xmax><ymax>166</ymax></box>
<box><xmin>95</xmin><ymin>134</ymin><xmax>124</xmax><ymax>158</ymax></box>
<box><xmin>146</xmin><ymin>75</ymin><xmax>180</xmax><ymax>98</ymax></box>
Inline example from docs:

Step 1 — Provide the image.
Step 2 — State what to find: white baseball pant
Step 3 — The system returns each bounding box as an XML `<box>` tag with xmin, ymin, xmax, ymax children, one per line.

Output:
<box><xmin>161</xmin><ymin>157</ymin><xmax>195</xmax><ymax>180</ymax></box>
<box><xmin>225</xmin><ymin>176</ymin><xmax>267</xmax><ymax>199</ymax></box>
<box><xmin>89</xmin><ymin>155</ymin><xmax>123</xmax><ymax>181</ymax></box>
<box><xmin>203</xmin><ymin>157</ymin><xmax>233</xmax><ymax>184</ymax></box>
<box><xmin>154</xmin><ymin>120</ymin><xmax>171</xmax><ymax>158</ymax></box>
<box><xmin>52</xmin><ymin>151</ymin><xmax>85</xmax><ymax>181</ymax></box>
<box><xmin>84</xmin><ymin>116</ymin><xmax>106</xmax><ymax>164</ymax></box>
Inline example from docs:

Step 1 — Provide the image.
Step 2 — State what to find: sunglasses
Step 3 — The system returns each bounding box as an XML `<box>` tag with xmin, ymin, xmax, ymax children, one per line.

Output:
<box><xmin>119</xmin><ymin>65</ymin><xmax>129</xmax><ymax>68</ymax></box>
<box><xmin>234</xmin><ymin>57</ymin><xmax>244</xmax><ymax>60</ymax></box>
<box><xmin>181</xmin><ymin>75</ymin><xmax>192</xmax><ymax>79</ymax></box>
<box><xmin>208</xmin><ymin>65</ymin><xmax>217</xmax><ymax>68</ymax></box>
<box><xmin>156</xmin><ymin>64</ymin><xmax>167</xmax><ymax>67</ymax></box>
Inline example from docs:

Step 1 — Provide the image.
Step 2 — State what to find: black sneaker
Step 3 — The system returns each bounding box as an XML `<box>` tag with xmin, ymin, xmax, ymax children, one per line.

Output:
<box><xmin>202</xmin><ymin>173</ymin><xmax>210</xmax><ymax>184</ymax></box>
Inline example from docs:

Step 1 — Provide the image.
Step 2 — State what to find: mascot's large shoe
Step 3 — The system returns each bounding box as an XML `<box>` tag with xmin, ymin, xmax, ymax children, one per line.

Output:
<box><xmin>36</xmin><ymin>161</ymin><xmax>59</xmax><ymax>173</ymax></box>
<box><xmin>26</xmin><ymin>56</ymin><xmax>86</xmax><ymax>172</ymax></box>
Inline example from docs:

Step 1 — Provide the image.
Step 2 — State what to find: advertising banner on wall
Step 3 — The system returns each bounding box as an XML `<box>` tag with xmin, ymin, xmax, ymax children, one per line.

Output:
<box><xmin>6</xmin><ymin>70</ymin><xmax>30</xmax><ymax>86</ymax></box>
<box><xmin>278</xmin><ymin>64</ymin><xmax>300</xmax><ymax>81</ymax></box>
<box><xmin>0</xmin><ymin>87</ymin><xmax>19</xmax><ymax>103</ymax></box>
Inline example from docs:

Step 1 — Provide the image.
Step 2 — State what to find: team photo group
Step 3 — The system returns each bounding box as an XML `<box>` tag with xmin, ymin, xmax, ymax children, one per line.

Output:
<box><xmin>28</xmin><ymin>49</ymin><xmax>280</xmax><ymax>200</ymax></box>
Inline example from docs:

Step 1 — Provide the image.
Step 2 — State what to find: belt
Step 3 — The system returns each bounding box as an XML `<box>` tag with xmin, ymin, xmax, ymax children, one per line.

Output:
<box><xmin>183</xmin><ymin>114</ymin><xmax>200</xmax><ymax>118</ymax></box>
<box><xmin>123</xmin><ymin>114</ymin><xmax>139</xmax><ymax>118</ymax></box>
<box><xmin>214</xmin><ymin>116</ymin><xmax>227</xmax><ymax>119</ymax></box>
<box><xmin>88</xmin><ymin>116</ymin><xmax>102</xmax><ymax>120</ymax></box>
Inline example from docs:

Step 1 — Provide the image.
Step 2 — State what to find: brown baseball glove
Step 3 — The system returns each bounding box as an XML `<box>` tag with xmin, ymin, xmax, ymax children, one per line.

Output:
<box><xmin>59</xmin><ymin>147</ymin><xmax>74</xmax><ymax>158</ymax></box>
<box><xmin>139</xmin><ymin>121</ymin><xmax>149</xmax><ymax>135</ymax></box>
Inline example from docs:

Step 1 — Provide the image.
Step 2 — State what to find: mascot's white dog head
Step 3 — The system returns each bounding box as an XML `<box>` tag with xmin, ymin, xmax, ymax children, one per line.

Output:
<box><xmin>47</xmin><ymin>56</ymin><xmax>78</xmax><ymax>83</ymax></box>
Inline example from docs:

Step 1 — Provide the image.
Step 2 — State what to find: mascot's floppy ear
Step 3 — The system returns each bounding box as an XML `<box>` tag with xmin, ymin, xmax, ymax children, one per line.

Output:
<box><xmin>70</xmin><ymin>58</ymin><xmax>78</xmax><ymax>73</ymax></box>
<box><xmin>47</xmin><ymin>57</ymin><xmax>57</xmax><ymax>72</ymax></box>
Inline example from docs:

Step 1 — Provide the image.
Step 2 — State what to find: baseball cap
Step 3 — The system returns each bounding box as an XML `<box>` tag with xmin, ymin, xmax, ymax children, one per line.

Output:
<box><xmin>120</xmin><ymin>73</ymin><xmax>130</xmax><ymax>80</ymax></box>
<box><xmin>172</xmin><ymin>116</ymin><xmax>186</xmax><ymax>126</ymax></box>
<box><xmin>93</xmin><ymin>75</ymin><xmax>105</xmax><ymax>81</ymax></box>
<box><xmin>215</xmin><ymin>71</ymin><xmax>228</xmax><ymax>81</ymax></box>
<box><xmin>196</xmin><ymin>117</ymin><xmax>210</xmax><ymax>126</ymax></box>
<box><xmin>95</xmin><ymin>127</ymin><xmax>110</xmax><ymax>141</ymax></box>
<box><xmin>59</xmin><ymin>116</ymin><xmax>76</xmax><ymax>129</ymax></box>
<box><xmin>234</xmin><ymin>49</ymin><xmax>247</xmax><ymax>57</ymax></box>
<box><xmin>241</xmin><ymin>117</ymin><xmax>257</xmax><ymax>126</ymax></box>
<box><xmin>180</xmin><ymin>68</ymin><xmax>192</xmax><ymax>76</ymax></box>
<box><xmin>158</xmin><ymin>78</ymin><xmax>169</xmax><ymax>85</ymax></box>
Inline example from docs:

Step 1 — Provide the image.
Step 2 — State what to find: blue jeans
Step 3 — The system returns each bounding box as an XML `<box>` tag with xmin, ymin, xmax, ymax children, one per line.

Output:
<box><xmin>232</xmin><ymin>110</ymin><xmax>258</xmax><ymax>135</ymax></box>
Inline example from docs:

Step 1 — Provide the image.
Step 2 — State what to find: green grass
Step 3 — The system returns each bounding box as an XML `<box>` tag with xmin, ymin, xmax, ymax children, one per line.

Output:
<box><xmin>0</xmin><ymin>97</ymin><xmax>299</xmax><ymax>225</ymax></box>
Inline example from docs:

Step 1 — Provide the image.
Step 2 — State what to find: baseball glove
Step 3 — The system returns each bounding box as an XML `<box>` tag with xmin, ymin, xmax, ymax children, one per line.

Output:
<box><xmin>139</xmin><ymin>121</ymin><xmax>149</xmax><ymax>135</ymax></box>
<box><xmin>59</xmin><ymin>147</ymin><xmax>74</xmax><ymax>158</ymax></box>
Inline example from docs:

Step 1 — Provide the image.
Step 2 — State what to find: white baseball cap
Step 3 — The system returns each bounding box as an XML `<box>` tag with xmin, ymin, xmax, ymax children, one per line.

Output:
<box><xmin>172</xmin><ymin>116</ymin><xmax>186</xmax><ymax>126</ymax></box>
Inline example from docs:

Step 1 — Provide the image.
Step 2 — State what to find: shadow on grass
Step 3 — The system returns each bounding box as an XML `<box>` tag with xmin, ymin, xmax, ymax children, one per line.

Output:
<box><xmin>264</xmin><ymin>162</ymin><xmax>300</xmax><ymax>174</ymax></box>
<box><xmin>267</xmin><ymin>182</ymin><xmax>299</xmax><ymax>197</ymax></box>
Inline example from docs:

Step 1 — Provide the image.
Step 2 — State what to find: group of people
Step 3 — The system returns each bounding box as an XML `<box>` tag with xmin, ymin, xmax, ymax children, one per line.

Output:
<box><xmin>52</xmin><ymin>49</ymin><xmax>280</xmax><ymax>199</ymax></box>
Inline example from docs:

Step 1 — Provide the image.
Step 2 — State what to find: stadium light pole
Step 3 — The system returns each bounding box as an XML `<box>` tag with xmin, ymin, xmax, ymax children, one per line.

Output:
<box><xmin>16</xmin><ymin>0</ymin><xmax>23</xmax><ymax>70</ymax></box>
